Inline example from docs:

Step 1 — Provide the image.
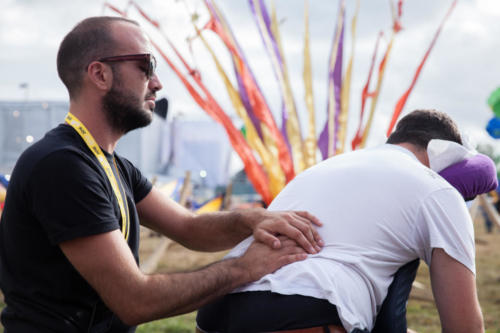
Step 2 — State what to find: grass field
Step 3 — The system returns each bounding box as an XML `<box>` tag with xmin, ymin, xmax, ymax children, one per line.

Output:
<box><xmin>0</xmin><ymin>214</ymin><xmax>499</xmax><ymax>332</ymax></box>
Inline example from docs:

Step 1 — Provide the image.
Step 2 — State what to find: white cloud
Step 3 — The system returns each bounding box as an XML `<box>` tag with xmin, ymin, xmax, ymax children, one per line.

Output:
<box><xmin>0</xmin><ymin>0</ymin><xmax>498</xmax><ymax>147</ymax></box>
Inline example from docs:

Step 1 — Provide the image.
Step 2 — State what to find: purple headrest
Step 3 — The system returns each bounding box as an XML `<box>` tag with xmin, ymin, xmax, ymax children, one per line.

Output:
<box><xmin>439</xmin><ymin>153</ymin><xmax>498</xmax><ymax>200</ymax></box>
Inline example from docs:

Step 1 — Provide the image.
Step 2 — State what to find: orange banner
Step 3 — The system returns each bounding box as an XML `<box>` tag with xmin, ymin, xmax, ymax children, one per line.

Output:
<box><xmin>105</xmin><ymin>2</ymin><xmax>273</xmax><ymax>203</ymax></box>
<box><xmin>204</xmin><ymin>16</ymin><xmax>295</xmax><ymax>182</ymax></box>
<box><xmin>193</xmin><ymin>24</ymin><xmax>286</xmax><ymax>198</ymax></box>
<box><xmin>153</xmin><ymin>42</ymin><xmax>272</xmax><ymax>204</ymax></box>
<box><xmin>386</xmin><ymin>0</ymin><xmax>457</xmax><ymax>136</ymax></box>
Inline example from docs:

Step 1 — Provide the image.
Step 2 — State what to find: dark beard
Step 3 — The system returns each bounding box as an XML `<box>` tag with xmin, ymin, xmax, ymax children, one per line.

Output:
<box><xmin>102</xmin><ymin>83</ymin><xmax>153</xmax><ymax>134</ymax></box>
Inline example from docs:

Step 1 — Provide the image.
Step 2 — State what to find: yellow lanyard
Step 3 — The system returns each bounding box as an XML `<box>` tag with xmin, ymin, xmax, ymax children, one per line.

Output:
<box><xmin>65</xmin><ymin>112</ymin><xmax>130</xmax><ymax>241</ymax></box>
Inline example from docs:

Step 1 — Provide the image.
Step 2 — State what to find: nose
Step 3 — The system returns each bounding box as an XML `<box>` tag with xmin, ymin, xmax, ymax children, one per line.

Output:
<box><xmin>149</xmin><ymin>73</ymin><xmax>163</xmax><ymax>92</ymax></box>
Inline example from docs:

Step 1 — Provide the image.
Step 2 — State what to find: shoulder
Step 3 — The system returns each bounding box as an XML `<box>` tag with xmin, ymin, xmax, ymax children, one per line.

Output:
<box><xmin>17</xmin><ymin>124</ymin><xmax>93</xmax><ymax>171</ymax></box>
<box><xmin>22</xmin><ymin>147</ymin><xmax>109</xmax><ymax>208</ymax></box>
<box><xmin>10</xmin><ymin>125</ymin><xmax>102</xmax><ymax>188</ymax></box>
<box><xmin>31</xmin><ymin>130</ymin><xmax>102</xmax><ymax>181</ymax></box>
<box><xmin>420</xmin><ymin>187</ymin><xmax>469</xmax><ymax>214</ymax></box>
<box><xmin>417</xmin><ymin>187</ymin><xmax>475</xmax><ymax>273</ymax></box>
<box><xmin>18</xmin><ymin>125</ymin><xmax>111</xmax><ymax>196</ymax></box>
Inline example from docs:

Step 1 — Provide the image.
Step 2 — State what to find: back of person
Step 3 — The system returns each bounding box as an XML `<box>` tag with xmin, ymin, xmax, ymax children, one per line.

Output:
<box><xmin>225</xmin><ymin>144</ymin><xmax>474</xmax><ymax>331</ymax></box>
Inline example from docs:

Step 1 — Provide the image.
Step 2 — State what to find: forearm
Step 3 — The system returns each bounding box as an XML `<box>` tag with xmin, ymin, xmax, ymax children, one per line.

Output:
<box><xmin>62</xmin><ymin>230</ymin><xmax>307</xmax><ymax>327</ymax></box>
<box><xmin>430</xmin><ymin>249</ymin><xmax>484</xmax><ymax>333</ymax></box>
<box><xmin>138</xmin><ymin>189</ymin><xmax>323</xmax><ymax>253</ymax></box>
<box><xmin>177</xmin><ymin>210</ymin><xmax>251</xmax><ymax>251</ymax></box>
<box><xmin>439</xmin><ymin>303</ymin><xmax>484</xmax><ymax>333</ymax></box>
<box><xmin>137</xmin><ymin>189</ymin><xmax>253</xmax><ymax>251</ymax></box>
<box><xmin>170</xmin><ymin>207</ymin><xmax>324</xmax><ymax>254</ymax></box>
<box><xmin>140</xmin><ymin>212</ymin><xmax>247</xmax><ymax>251</ymax></box>
<box><xmin>128</xmin><ymin>236</ymin><xmax>307</xmax><ymax>324</ymax></box>
<box><xmin>129</xmin><ymin>257</ymin><xmax>249</xmax><ymax>325</ymax></box>
<box><xmin>442</xmin><ymin>324</ymin><xmax>484</xmax><ymax>333</ymax></box>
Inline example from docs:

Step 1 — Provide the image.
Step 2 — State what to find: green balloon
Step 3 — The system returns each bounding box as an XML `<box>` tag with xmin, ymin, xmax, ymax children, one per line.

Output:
<box><xmin>487</xmin><ymin>87</ymin><xmax>500</xmax><ymax>118</ymax></box>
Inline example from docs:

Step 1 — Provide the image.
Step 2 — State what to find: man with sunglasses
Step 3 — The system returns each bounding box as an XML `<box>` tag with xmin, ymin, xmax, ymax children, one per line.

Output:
<box><xmin>0</xmin><ymin>16</ymin><xmax>324</xmax><ymax>332</ymax></box>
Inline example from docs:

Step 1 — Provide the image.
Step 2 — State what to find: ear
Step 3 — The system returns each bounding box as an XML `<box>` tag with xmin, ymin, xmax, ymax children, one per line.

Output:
<box><xmin>86</xmin><ymin>61</ymin><xmax>113</xmax><ymax>91</ymax></box>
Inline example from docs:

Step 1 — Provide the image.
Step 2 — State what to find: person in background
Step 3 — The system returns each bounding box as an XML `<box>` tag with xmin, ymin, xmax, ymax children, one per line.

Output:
<box><xmin>493</xmin><ymin>186</ymin><xmax>500</xmax><ymax>215</ymax></box>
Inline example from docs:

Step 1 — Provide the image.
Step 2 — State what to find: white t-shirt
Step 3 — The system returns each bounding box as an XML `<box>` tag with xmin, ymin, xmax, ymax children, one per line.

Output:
<box><xmin>226</xmin><ymin>144</ymin><xmax>475</xmax><ymax>332</ymax></box>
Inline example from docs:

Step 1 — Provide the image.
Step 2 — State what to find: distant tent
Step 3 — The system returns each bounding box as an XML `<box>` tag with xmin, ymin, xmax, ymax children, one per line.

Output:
<box><xmin>162</xmin><ymin>120</ymin><xmax>232</xmax><ymax>188</ymax></box>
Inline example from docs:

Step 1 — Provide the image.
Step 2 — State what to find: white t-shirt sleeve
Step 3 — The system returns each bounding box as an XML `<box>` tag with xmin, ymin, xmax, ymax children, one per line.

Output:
<box><xmin>417</xmin><ymin>188</ymin><xmax>476</xmax><ymax>274</ymax></box>
<box><xmin>224</xmin><ymin>236</ymin><xmax>254</xmax><ymax>259</ymax></box>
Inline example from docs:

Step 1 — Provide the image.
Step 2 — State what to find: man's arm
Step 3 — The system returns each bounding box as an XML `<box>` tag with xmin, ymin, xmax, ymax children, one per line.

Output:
<box><xmin>137</xmin><ymin>187</ymin><xmax>323</xmax><ymax>253</ymax></box>
<box><xmin>60</xmin><ymin>230</ymin><xmax>307</xmax><ymax>326</ymax></box>
<box><xmin>430</xmin><ymin>248</ymin><xmax>484</xmax><ymax>333</ymax></box>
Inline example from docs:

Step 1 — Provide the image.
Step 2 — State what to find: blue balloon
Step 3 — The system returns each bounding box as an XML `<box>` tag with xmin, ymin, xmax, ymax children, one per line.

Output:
<box><xmin>486</xmin><ymin>117</ymin><xmax>500</xmax><ymax>139</ymax></box>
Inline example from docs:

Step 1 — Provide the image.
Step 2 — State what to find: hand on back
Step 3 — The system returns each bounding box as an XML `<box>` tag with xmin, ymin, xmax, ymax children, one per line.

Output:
<box><xmin>242</xmin><ymin>208</ymin><xmax>324</xmax><ymax>254</ymax></box>
<box><xmin>238</xmin><ymin>236</ymin><xmax>308</xmax><ymax>282</ymax></box>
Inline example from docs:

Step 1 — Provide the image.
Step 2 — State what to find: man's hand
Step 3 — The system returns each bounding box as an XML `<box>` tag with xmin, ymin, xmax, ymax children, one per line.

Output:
<box><xmin>236</xmin><ymin>236</ymin><xmax>308</xmax><ymax>282</ymax></box>
<box><xmin>240</xmin><ymin>208</ymin><xmax>324</xmax><ymax>254</ymax></box>
<box><xmin>137</xmin><ymin>189</ymin><xmax>323</xmax><ymax>253</ymax></box>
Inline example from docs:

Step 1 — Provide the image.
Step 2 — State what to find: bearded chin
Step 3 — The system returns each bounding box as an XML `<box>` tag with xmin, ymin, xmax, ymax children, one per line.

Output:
<box><xmin>102</xmin><ymin>86</ymin><xmax>153</xmax><ymax>134</ymax></box>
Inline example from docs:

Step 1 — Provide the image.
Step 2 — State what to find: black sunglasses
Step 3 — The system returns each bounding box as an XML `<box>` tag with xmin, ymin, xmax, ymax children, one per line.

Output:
<box><xmin>97</xmin><ymin>53</ymin><xmax>157</xmax><ymax>79</ymax></box>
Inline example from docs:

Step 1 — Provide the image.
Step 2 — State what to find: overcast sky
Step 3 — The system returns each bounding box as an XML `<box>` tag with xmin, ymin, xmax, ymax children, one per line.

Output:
<box><xmin>1</xmin><ymin>0</ymin><xmax>499</xmax><ymax>150</ymax></box>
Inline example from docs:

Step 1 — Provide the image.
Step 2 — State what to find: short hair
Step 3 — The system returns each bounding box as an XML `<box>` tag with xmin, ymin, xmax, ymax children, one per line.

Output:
<box><xmin>386</xmin><ymin>109</ymin><xmax>462</xmax><ymax>149</ymax></box>
<box><xmin>56</xmin><ymin>16</ymin><xmax>139</xmax><ymax>99</ymax></box>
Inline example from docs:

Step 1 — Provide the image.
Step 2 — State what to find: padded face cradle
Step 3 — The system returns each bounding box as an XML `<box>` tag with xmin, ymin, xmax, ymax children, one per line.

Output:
<box><xmin>427</xmin><ymin>139</ymin><xmax>474</xmax><ymax>173</ymax></box>
<box><xmin>438</xmin><ymin>153</ymin><xmax>498</xmax><ymax>200</ymax></box>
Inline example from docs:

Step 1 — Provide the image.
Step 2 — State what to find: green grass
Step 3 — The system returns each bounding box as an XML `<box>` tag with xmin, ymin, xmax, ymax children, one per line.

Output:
<box><xmin>136</xmin><ymin>312</ymin><xmax>197</xmax><ymax>333</ymax></box>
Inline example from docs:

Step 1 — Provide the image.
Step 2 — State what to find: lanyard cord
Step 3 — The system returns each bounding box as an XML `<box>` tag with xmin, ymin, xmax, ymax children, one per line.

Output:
<box><xmin>65</xmin><ymin>112</ymin><xmax>130</xmax><ymax>241</ymax></box>
<box><xmin>112</xmin><ymin>157</ymin><xmax>130</xmax><ymax>241</ymax></box>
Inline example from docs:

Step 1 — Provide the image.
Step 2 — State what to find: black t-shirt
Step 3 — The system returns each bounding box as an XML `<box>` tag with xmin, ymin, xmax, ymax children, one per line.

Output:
<box><xmin>0</xmin><ymin>124</ymin><xmax>152</xmax><ymax>332</ymax></box>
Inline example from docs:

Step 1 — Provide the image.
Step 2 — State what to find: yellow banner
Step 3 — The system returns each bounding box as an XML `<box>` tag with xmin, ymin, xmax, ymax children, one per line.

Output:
<box><xmin>337</xmin><ymin>0</ymin><xmax>359</xmax><ymax>154</ymax></box>
<box><xmin>268</xmin><ymin>0</ymin><xmax>306</xmax><ymax>173</ymax></box>
<box><xmin>302</xmin><ymin>0</ymin><xmax>316</xmax><ymax>167</ymax></box>
<box><xmin>196</xmin><ymin>196</ymin><xmax>223</xmax><ymax>214</ymax></box>
<box><xmin>195</xmin><ymin>26</ymin><xmax>286</xmax><ymax>197</ymax></box>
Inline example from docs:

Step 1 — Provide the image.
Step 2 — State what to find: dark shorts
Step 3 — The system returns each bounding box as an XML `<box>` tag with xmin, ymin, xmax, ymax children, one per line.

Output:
<box><xmin>196</xmin><ymin>291</ymin><xmax>368</xmax><ymax>333</ymax></box>
<box><xmin>371</xmin><ymin>259</ymin><xmax>420</xmax><ymax>333</ymax></box>
<box><xmin>197</xmin><ymin>259</ymin><xmax>420</xmax><ymax>333</ymax></box>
